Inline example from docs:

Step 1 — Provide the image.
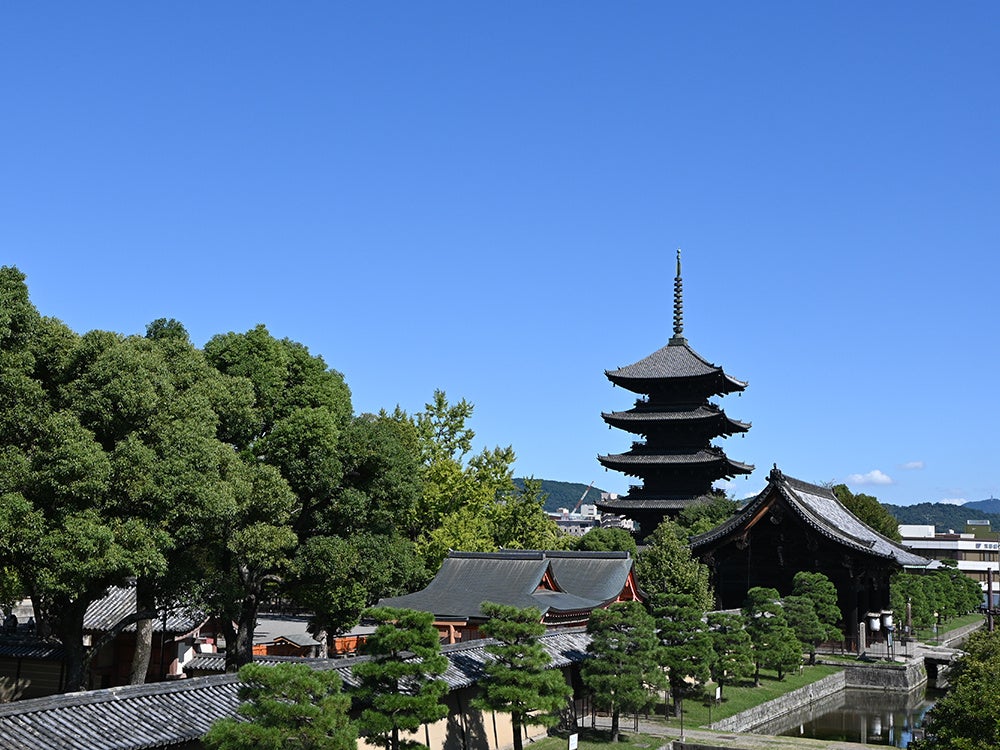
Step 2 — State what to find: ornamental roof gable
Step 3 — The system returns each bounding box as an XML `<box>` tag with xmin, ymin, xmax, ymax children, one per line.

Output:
<box><xmin>690</xmin><ymin>466</ymin><xmax>930</xmax><ymax>568</ymax></box>
<box><xmin>378</xmin><ymin>550</ymin><xmax>640</xmax><ymax>620</ymax></box>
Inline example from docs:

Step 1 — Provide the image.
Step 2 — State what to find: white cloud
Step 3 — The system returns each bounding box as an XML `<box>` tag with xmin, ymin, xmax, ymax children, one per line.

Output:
<box><xmin>846</xmin><ymin>469</ymin><xmax>894</xmax><ymax>486</ymax></box>
<box><xmin>940</xmin><ymin>497</ymin><xmax>968</xmax><ymax>506</ymax></box>
<box><xmin>900</xmin><ymin>461</ymin><xmax>925</xmax><ymax>471</ymax></box>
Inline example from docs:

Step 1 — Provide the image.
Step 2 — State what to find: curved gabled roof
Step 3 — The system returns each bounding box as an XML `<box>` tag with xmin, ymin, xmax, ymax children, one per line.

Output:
<box><xmin>605</xmin><ymin>339</ymin><xmax>747</xmax><ymax>394</ymax></box>
<box><xmin>690</xmin><ymin>466</ymin><xmax>930</xmax><ymax>567</ymax></box>
<box><xmin>601</xmin><ymin>404</ymin><xmax>750</xmax><ymax>434</ymax></box>
<box><xmin>378</xmin><ymin>550</ymin><xmax>638</xmax><ymax>620</ymax></box>
<box><xmin>597</xmin><ymin>448</ymin><xmax>754</xmax><ymax>476</ymax></box>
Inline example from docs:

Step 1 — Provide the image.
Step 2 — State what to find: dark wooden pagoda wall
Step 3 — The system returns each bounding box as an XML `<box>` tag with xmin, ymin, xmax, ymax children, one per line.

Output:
<box><xmin>699</xmin><ymin>505</ymin><xmax>892</xmax><ymax>641</ymax></box>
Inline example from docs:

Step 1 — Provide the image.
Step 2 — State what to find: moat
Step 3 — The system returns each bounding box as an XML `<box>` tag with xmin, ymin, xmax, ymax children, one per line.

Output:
<box><xmin>753</xmin><ymin>686</ymin><xmax>939</xmax><ymax>747</ymax></box>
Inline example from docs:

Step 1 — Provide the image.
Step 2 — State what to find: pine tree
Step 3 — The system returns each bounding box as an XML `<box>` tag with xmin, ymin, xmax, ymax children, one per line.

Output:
<box><xmin>783</xmin><ymin>595</ymin><xmax>825</xmax><ymax>666</ymax></box>
<box><xmin>706</xmin><ymin>611</ymin><xmax>754</xmax><ymax>699</ymax></box>
<box><xmin>791</xmin><ymin>571</ymin><xmax>843</xmax><ymax>643</ymax></box>
<box><xmin>581</xmin><ymin>601</ymin><xmax>665</xmax><ymax>742</ymax></box>
<box><xmin>473</xmin><ymin>603</ymin><xmax>572</xmax><ymax>750</ymax></box>
<box><xmin>204</xmin><ymin>662</ymin><xmax>356</xmax><ymax>750</ymax></box>
<box><xmin>652</xmin><ymin>592</ymin><xmax>713</xmax><ymax>718</ymax></box>
<box><xmin>352</xmin><ymin>607</ymin><xmax>449</xmax><ymax>750</ymax></box>
<box><xmin>742</xmin><ymin>587</ymin><xmax>801</xmax><ymax>684</ymax></box>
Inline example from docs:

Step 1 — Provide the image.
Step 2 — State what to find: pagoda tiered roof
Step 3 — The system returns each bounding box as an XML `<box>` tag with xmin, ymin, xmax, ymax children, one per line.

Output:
<box><xmin>605</xmin><ymin>337</ymin><xmax>747</xmax><ymax>395</ymax></box>
<box><xmin>601</xmin><ymin>403</ymin><xmax>750</xmax><ymax>436</ymax></box>
<box><xmin>596</xmin><ymin>249</ymin><xmax>752</xmax><ymax>531</ymax></box>
<box><xmin>597</xmin><ymin>446</ymin><xmax>752</xmax><ymax>474</ymax></box>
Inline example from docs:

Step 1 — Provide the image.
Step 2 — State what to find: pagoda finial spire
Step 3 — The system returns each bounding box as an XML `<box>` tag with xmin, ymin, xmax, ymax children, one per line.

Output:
<box><xmin>670</xmin><ymin>248</ymin><xmax>685</xmax><ymax>344</ymax></box>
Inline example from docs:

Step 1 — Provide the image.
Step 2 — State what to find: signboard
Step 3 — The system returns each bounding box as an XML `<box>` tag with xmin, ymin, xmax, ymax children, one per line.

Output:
<box><xmin>568</xmin><ymin>734</ymin><xmax>578</xmax><ymax>750</ymax></box>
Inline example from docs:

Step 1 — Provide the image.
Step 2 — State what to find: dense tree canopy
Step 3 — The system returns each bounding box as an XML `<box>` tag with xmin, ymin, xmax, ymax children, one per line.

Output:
<box><xmin>913</xmin><ymin>630</ymin><xmax>1000</xmax><ymax>750</ymax></box>
<box><xmin>634</xmin><ymin>520</ymin><xmax>713</xmax><ymax>611</ymax></box>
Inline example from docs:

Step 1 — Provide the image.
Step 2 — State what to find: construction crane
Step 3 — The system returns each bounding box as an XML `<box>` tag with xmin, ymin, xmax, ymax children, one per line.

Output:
<box><xmin>572</xmin><ymin>482</ymin><xmax>595</xmax><ymax>515</ymax></box>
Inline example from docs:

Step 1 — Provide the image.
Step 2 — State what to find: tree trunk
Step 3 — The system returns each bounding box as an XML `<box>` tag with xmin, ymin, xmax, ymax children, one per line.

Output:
<box><xmin>59</xmin><ymin>607</ymin><xmax>88</xmax><ymax>693</ymax></box>
<box><xmin>512</xmin><ymin>713</ymin><xmax>524</xmax><ymax>750</ymax></box>
<box><xmin>610</xmin><ymin>706</ymin><xmax>620</xmax><ymax>742</ymax></box>
<box><xmin>224</xmin><ymin>594</ymin><xmax>258</xmax><ymax>672</ymax></box>
<box><xmin>128</xmin><ymin>579</ymin><xmax>155</xmax><ymax>684</ymax></box>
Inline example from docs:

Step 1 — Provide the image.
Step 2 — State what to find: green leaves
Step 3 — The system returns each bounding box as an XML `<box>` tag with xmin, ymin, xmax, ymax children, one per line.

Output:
<box><xmin>582</xmin><ymin>601</ymin><xmax>663</xmax><ymax>739</ymax></box>
<box><xmin>204</xmin><ymin>663</ymin><xmax>356</xmax><ymax>750</ymax></box>
<box><xmin>474</xmin><ymin>602</ymin><xmax>572</xmax><ymax>750</ymax></box>
<box><xmin>353</xmin><ymin>607</ymin><xmax>448</xmax><ymax>750</ymax></box>
<box><xmin>914</xmin><ymin>630</ymin><xmax>1000</xmax><ymax>750</ymax></box>
<box><xmin>635</xmin><ymin>520</ymin><xmax>713</xmax><ymax>611</ymax></box>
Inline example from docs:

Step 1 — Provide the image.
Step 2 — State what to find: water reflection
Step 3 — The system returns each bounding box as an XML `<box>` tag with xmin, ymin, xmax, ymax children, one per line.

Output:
<box><xmin>752</xmin><ymin>687</ymin><xmax>940</xmax><ymax>747</ymax></box>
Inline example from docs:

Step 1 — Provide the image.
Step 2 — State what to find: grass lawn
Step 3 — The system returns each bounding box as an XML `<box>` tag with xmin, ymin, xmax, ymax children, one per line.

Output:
<box><xmin>911</xmin><ymin>612</ymin><xmax>985</xmax><ymax>641</ymax></box>
<box><xmin>647</xmin><ymin>664</ymin><xmax>842</xmax><ymax>730</ymax></box>
<box><xmin>535</xmin><ymin>729</ymin><xmax>665</xmax><ymax>750</ymax></box>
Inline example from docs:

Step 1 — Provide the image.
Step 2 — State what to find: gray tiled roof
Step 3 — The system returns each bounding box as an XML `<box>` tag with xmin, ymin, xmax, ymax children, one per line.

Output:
<box><xmin>0</xmin><ymin>630</ymin><xmax>592</xmax><ymax>750</ymax></box>
<box><xmin>690</xmin><ymin>468</ymin><xmax>931</xmax><ymax>567</ymax></box>
<box><xmin>605</xmin><ymin>340</ymin><xmax>746</xmax><ymax>392</ymax></box>
<box><xmin>378</xmin><ymin>550</ymin><xmax>636</xmax><ymax>620</ymax></box>
<box><xmin>83</xmin><ymin>584</ymin><xmax>204</xmax><ymax>635</ymax></box>
<box><xmin>599</xmin><ymin>448</ymin><xmax>749</xmax><ymax>466</ymax></box>
<box><xmin>601</xmin><ymin>405</ymin><xmax>750</xmax><ymax>432</ymax></box>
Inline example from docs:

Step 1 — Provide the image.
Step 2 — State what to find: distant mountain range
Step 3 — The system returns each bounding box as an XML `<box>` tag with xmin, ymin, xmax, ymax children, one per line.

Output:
<box><xmin>886</xmin><ymin>498</ymin><xmax>1000</xmax><ymax>533</ymax></box>
<box><xmin>513</xmin><ymin>478</ymin><xmax>607</xmax><ymax>514</ymax></box>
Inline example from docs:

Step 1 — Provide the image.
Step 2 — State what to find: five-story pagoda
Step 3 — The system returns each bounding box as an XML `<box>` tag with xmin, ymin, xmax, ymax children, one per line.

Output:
<box><xmin>597</xmin><ymin>251</ymin><xmax>753</xmax><ymax>535</ymax></box>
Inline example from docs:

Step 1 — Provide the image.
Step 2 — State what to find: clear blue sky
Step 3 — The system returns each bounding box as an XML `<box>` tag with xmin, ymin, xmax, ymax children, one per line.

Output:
<box><xmin>3</xmin><ymin>4</ymin><xmax>998</xmax><ymax>507</ymax></box>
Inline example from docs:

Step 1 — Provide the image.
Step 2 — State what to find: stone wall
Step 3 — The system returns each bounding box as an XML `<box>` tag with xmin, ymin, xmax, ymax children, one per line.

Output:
<box><xmin>711</xmin><ymin>657</ymin><xmax>928</xmax><ymax>734</ymax></box>
<box><xmin>842</xmin><ymin>659</ymin><xmax>927</xmax><ymax>690</ymax></box>
<box><xmin>709</xmin><ymin>671</ymin><xmax>846</xmax><ymax>733</ymax></box>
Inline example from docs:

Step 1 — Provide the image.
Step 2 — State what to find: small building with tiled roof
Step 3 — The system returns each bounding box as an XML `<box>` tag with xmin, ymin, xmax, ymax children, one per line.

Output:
<box><xmin>598</xmin><ymin>251</ymin><xmax>753</xmax><ymax>535</ymax></box>
<box><xmin>378</xmin><ymin>550</ymin><xmax>642</xmax><ymax>643</ymax></box>
<box><xmin>690</xmin><ymin>465</ymin><xmax>930</xmax><ymax>646</ymax></box>
<box><xmin>0</xmin><ymin>629</ymin><xmax>592</xmax><ymax>750</ymax></box>
<box><xmin>83</xmin><ymin>583</ymin><xmax>218</xmax><ymax>688</ymax></box>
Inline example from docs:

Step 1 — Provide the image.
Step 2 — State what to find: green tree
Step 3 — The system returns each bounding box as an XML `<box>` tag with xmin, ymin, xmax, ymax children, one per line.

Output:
<box><xmin>571</xmin><ymin>528</ymin><xmax>638</xmax><ymax>555</ymax></box>
<box><xmin>204</xmin><ymin>662</ymin><xmax>356</xmax><ymax>750</ymax></box>
<box><xmin>913</xmin><ymin>630</ymin><xmax>1000</xmax><ymax>750</ymax></box>
<box><xmin>742</xmin><ymin>587</ymin><xmax>801</xmax><ymax>683</ymax></box>
<box><xmin>634</xmin><ymin>520</ymin><xmax>713</xmax><ymax>611</ymax></box>
<box><xmin>676</xmin><ymin>492</ymin><xmax>740</xmax><ymax>538</ymax></box>
<box><xmin>706</xmin><ymin>611</ymin><xmax>754</xmax><ymax>699</ymax></box>
<box><xmin>288</xmin><ymin>414</ymin><xmax>427</xmax><ymax>647</ymax></box>
<box><xmin>473</xmin><ymin>603</ymin><xmax>572</xmax><ymax>750</ymax></box>
<box><xmin>831</xmin><ymin>484</ymin><xmax>901</xmax><ymax>541</ymax></box>
<box><xmin>791</xmin><ymin>571</ymin><xmax>843</xmax><ymax>643</ymax></box>
<box><xmin>581</xmin><ymin>602</ymin><xmax>664</xmax><ymax>742</ymax></box>
<box><xmin>652</xmin><ymin>592</ymin><xmax>713</xmax><ymax>718</ymax></box>
<box><xmin>0</xmin><ymin>275</ymin><xmax>176</xmax><ymax>690</ymax></box>
<box><xmin>203</xmin><ymin>325</ymin><xmax>354</xmax><ymax>670</ymax></box>
<box><xmin>352</xmin><ymin>607</ymin><xmax>449</xmax><ymax>750</ymax></box>
<box><xmin>782</xmin><ymin>596</ymin><xmax>825</xmax><ymax>666</ymax></box>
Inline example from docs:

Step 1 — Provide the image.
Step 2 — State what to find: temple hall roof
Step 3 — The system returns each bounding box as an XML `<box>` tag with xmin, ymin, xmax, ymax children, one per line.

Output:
<box><xmin>378</xmin><ymin>550</ymin><xmax>637</xmax><ymax>621</ymax></box>
<box><xmin>691</xmin><ymin>466</ymin><xmax>930</xmax><ymax>567</ymax></box>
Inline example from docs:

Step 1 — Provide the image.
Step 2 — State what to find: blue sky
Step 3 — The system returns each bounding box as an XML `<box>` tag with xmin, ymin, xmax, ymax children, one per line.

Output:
<box><xmin>3</xmin><ymin>4</ymin><xmax>998</xmax><ymax>507</ymax></box>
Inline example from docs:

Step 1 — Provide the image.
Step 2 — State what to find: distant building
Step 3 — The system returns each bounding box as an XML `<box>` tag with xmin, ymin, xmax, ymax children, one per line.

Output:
<box><xmin>899</xmin><ymin>523</ymin><xmax>999</xmax><ymax>605</ymax></box>
<box><xmin>597</xmin><ymin>251</ymin><xmax>753</xmax><ymax>535</ymax></box>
